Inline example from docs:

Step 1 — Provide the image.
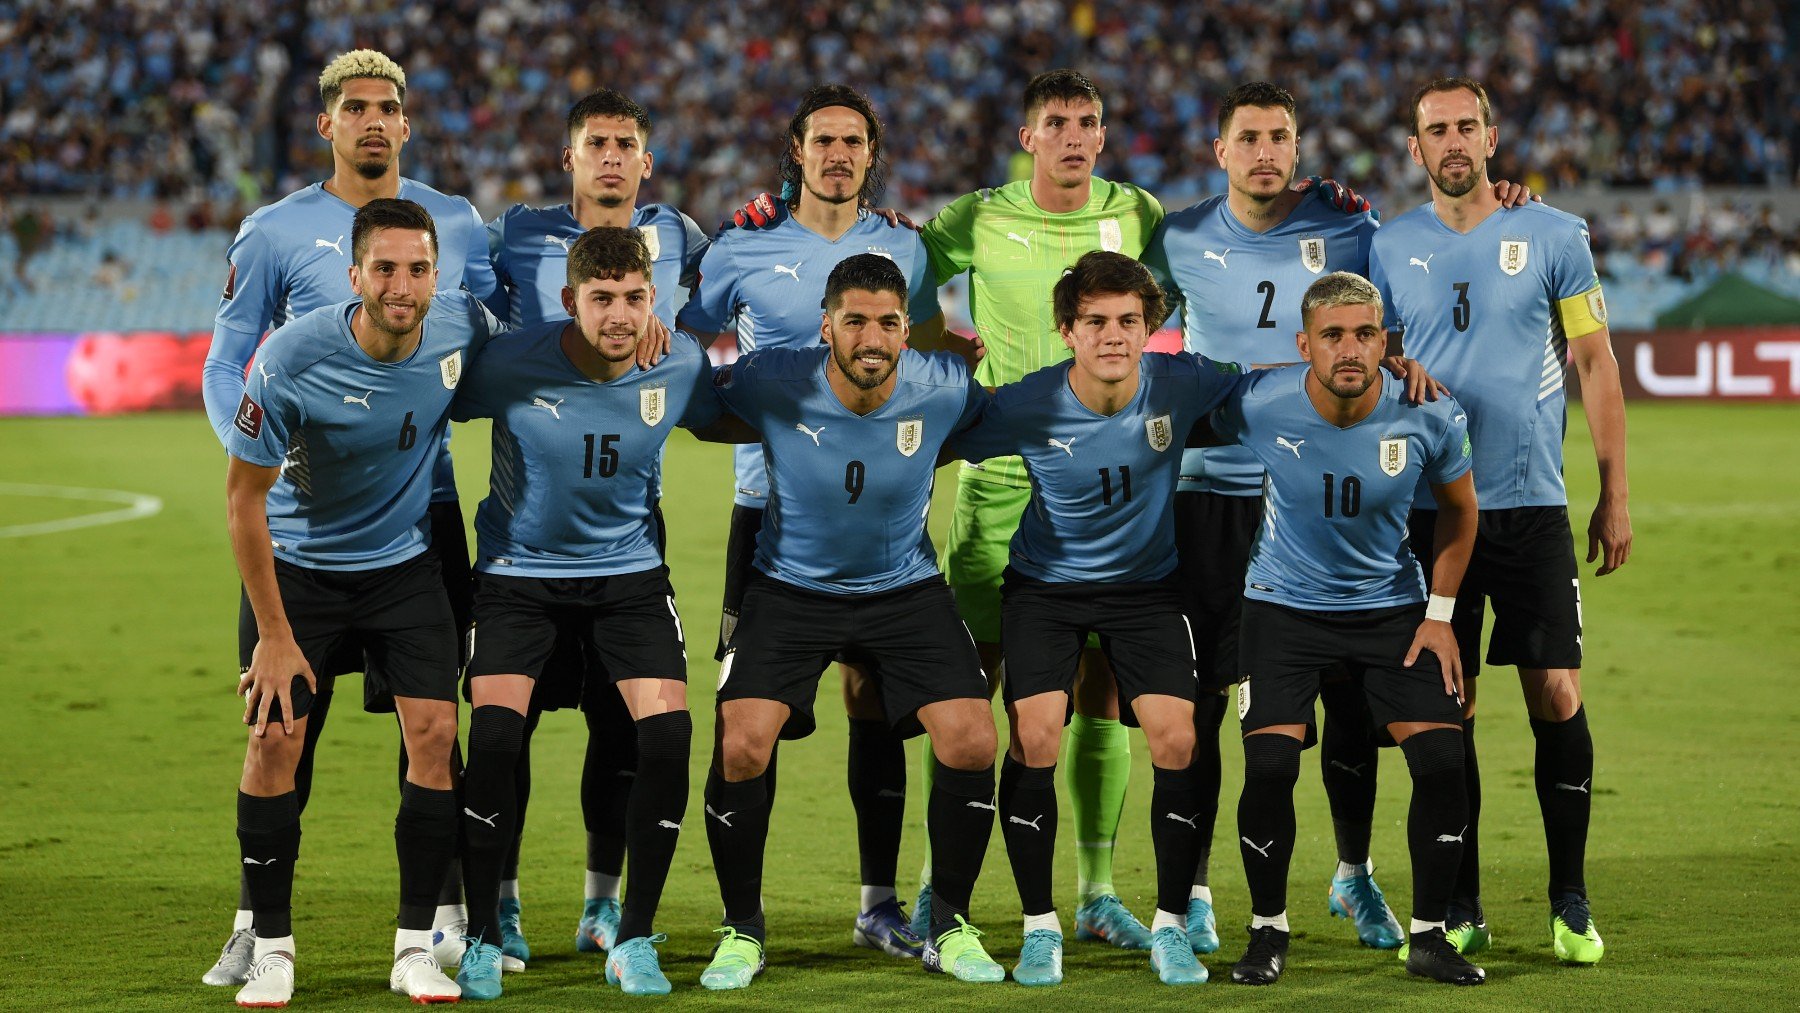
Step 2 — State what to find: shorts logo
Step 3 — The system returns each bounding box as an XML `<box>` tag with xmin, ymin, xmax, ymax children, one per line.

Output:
<box><xmin>234</xmin><ymin>393</ymin><xmax>265</xmax><ymax>438</ymax></box>
<box><xmin>1145</xmin><ymin>414</ymin><xmax>1172</xmax><ymax>452</ymax></box>
<box><xmin>1379</xmin><ymin>437</ymin><xmax>1408</xmax><ymax>477</ymax></box>
<box><xmin>640</xmin><ymin>383</ymin><xmax>667</xmax><ymax>426</ymax></box>
<box><xmin>713</xmin><ymin>365</ymin><xmax>733</xmax><ymax>388</ymax></box>
<box><xmin>440</xmin><ymin>350</ymin><xmax>463</xmax><ymax>389</ymax></box>
<box><xmin>637</xmin><ymin>224</ymin><xmax>661</xmax><ymax>262</ymax></box>
<box><xmin>1499</xmin><ymin>238</ymin><xmax>1530</xmax><ymax>276</ymax></box>
<box><xmin>1098</xmin><ymin>217</ymin><xmax>1123</xmax><ymax>253</ymax></box>
<box><xmin>1236</xmin><ymin>679</ymin><xmax>1251</xmax><ymax>720</ymax></box>
<box><xmin>717</xmin><ymin>648</ymin><xmax>736</xmax><ymax>690</ymax></box>
<box><xmin>896</xmin><ymin>416</ymin><xmax>923</xmax><ymax>457</ymax></box>
<box><xmin>1299</xmin><ymin>236</ymin><xmax>1326</xmax><ymax>274</ymax></box>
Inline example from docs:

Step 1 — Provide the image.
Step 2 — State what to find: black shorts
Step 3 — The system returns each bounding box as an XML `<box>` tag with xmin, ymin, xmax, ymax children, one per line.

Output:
<box><xmin>238</xmin><ymin>549</ymin><xmax>461</xmax><ymax>718</ymax></box>
<box><xmin>1236</xmin><ymin>599</ymin><xmax>1462</xmax><ymax>736</ymax></box>
<box><xmin>1409</xmin><ymin>506</ymin><xmax>1583</xmax><ymax>677</ymax></box>
<box><xmin>1174</xmin><ymin>492</ymin><xmax>1262</xmax><ymax>692</ymax></box>
<box><xmin>467</xmin><ymin>567</ymin><xmax>688</xmax><ymax>702</ymax></box>
<box><xmin>1000</xmin><ymin>569</ymin><xmax>1197</xmax><ymax>728</ymax></box>
<box><xmin>716</xmin><ymin>573</ymin><xmax>988</xmax><ymax>740</ymax></box>
<box><xmin>716</xmin><ymin>504</ymin><xmax>763</xmax><ymax>660</ymax></box>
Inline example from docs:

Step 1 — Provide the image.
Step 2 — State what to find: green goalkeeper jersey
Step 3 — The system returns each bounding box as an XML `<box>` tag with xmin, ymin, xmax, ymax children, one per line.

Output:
<box><xmin>922</xmin><ymin>177</ymin><xmax>1164</xmax><ymax>487</ymax></box>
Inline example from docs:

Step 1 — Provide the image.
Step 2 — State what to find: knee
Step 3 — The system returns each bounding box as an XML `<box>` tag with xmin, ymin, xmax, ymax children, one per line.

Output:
<box><xmin>933</xmin><ymin>717</ymin><xmax>997</xmax><ymax>770</ymax></box>
<box><xmin>1240</xmin><ymin>732</ymin><xmax>1302</xmax><ymax>785</ymax></box>
<box><xmin>1011</xmin><ymin>719</ymin><xmax>1061</xmax><ymax>768</ymax></box>
<box><xmin>243</xmin><ymin>727</ymin><xmax>304</xmax><ymax>777</ymax></box>
<box><xmin>1145</xmin><ymin>723</ymin><xmax>1196</xmax><ymax>770</ymax></box>
<box><xmin>403</xmin><ymin>709</ymin><xmax>459</xmax><ymax>766</ymax></box>
<box><xmin>718</xmin><ymin>727</ymin><xmax>773</xmax><ymax>781</ymax></box>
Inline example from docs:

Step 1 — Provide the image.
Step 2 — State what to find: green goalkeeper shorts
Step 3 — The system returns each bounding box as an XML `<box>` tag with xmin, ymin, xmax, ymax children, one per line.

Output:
<box><xmin>940</xmin><ymin>474</ymin><xmax>1028</xmax><ymax>645</ymax></box>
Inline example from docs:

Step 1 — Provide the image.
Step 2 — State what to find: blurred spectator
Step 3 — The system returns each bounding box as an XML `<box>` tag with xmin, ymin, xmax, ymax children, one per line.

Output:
<box><xmin>92</xmin><ymin>249</ymin><xmax>124</xmax><ymax>288</ymax></box>
<box><xmin>147</xmin><ymin>202</ymin><xmax>174</xmax><ymax>233</ymax></box>
<box><xmin>8</xmin><ymin>201</ymin><xmax>49</xmax><ymax>290</ymax></box>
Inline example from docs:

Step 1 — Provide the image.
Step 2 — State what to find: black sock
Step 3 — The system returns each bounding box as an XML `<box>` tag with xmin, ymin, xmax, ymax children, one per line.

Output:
<box><xmin>846</xmin><ymin>718</ymin><xmax>906</xmax><ymax>896</ymax></box>
<box><xmin>704</xmin><ymin>765</ymin><xmax>771</xmax><ymax>942</ymax></box>
<box><xmin>238</xmin><ymin>791</ymin><xmax>300</xmax><ymax>938</ymax></box>
<box><xmin>1237</xmin><ymin>734</ymin><xmax>1302</xmax><ymax>917</ymax></box>
<box><xmin>1400</xmin><ymin>727</ymin><xmax>1468</xmax><ymax>923</ymax></box>
<box><xmin>1319</xmin><ymin>677</ymin><xmax>1377</xmax><ymax>866</ymax></box>
<box><xmin>459</xmin><ymin>706</ymin><xmax>525</xmax><ymax>941</ymax></box>
<box><xmin>433</xmin><ymin>737</ymin><xmax>467</xmax><ymax>908</ymax></box>
<box><xmin>618</xmin><ymin>711</ymin><xmax>692</xmax><ymax>943</ymax></box>
<box><xmin>1452</xmin><ymin>715</ymin><xmax>1483</xmax><ymax>910</ymax></box>
<box><xmin>396</xmin><ymin>780</ymin><xmax>459</xmax><ymax>932</ymax></box>
<box><xmin>293</xmin><ymin>688</ymin><xmax>334</xmax><ymax>815</ymax></box>
<box><xmin>1151</xmin><ymin>763</ymin><xmax>1206</xmax><ymax>916</ymax></box>
<box><xmin>1532</xmin><ymin>706</ymin><xmax>1593</xmax><ymax>899</ymax></box>
<box><xmin>997</xmin><ymin>755</ymin><xmax>1057</xmax><ymax>916</ymax></box>
<box><xmin>503</xmin><ymin>708</ymin><xmax>540</xmax><ymax>885</ymax></box>
<box><xmin>581</xmin><ymin>702</ymin><xmax>636</xmax><ymax>880</ymax></box>
<box><xmin>927</xmin><ymin>760</ymin><xmax>996</xmax><ymax>940</ymax></box>
<box><xmin>1189</xmin><ymin>693</ymin><xmax>1226</xmax><ymax>889</ymax></box>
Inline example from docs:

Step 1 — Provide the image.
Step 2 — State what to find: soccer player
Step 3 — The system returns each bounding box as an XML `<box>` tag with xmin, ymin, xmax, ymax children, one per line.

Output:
<box><xmin>676</xmin><ymin>84</ymin><xmax>945</xmax><ymax>958</ymax></box>
<box><xmin>447</xmin><ymin>227</ymin><xmax>744</xmax><ymax>998</ymax></box>
<box><xmin>1211</xmin><ymin>271</ymin><xmax>1484</xmax><ymax>987</ymax></box>
<box><xmin>482</xmin><ymin>87</ymin><xmax>711</xmax><ymax>967</ymax></box>
<box><xmin>198</xmin><ymin>49</ymin><xmax>499</xmax><ymax>988</ymax></box>
<box><xmin>1370</xmin><ymin>77</ymin><xmax>1631</xmax><ymax>965</ymax></box>
<box><xmin>945</xmin><ymin>252</ymin><xmax>1242</xmax><ymax>986</ymax></box>
<box><xmin>698</xmin><ymin>254</ymin><xmax>1002</xmax><ymax>989</ymax></box>
<box><xmin>224</xmin><ymin>199</ymin><xmax>500</xmax><ymax>1006</ymax></box>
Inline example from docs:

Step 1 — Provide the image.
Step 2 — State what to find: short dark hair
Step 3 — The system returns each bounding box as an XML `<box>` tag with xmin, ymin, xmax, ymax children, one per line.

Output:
<box><xmin>822</xmin><ymin>254</ymin><xmax>908</xmax><ymax>314</ymax></box>
<box><xmin>351</xmin><ymin>197</ymin><xmax>437</xmax><ymax>266</ymax></box>
<box><xmin>1022</xmin><ymin>69</ymin><xmax>1104</xmax><ymax>123</ymax></box>
<box><xmin>567</xmin><ymin>226</ymin><xmax>653</xmax><ymax>289</ymax></box>
<box><xmin>566</xmin><ymin>89</ymin><xmax>652</xmax><ymax>141</ymax></box>
<box><xmin>1410</xmin><ymin>76</ymin><xmax>1494</xmax><ymax>136</ymax></box>
<box><xmin>1216</xmin><ymin>81</ymin><xmax>1297</xmax><ymax>138</ymax></box>
<box><xmin>1053</xmin><ymin>251</ymin><xmax>1165</xmax><ymax>331</ymax></box>
<box><xmin>779</xmin><ymin>84</ymin><xmax>886</xmax><ymax>206</ymax></box>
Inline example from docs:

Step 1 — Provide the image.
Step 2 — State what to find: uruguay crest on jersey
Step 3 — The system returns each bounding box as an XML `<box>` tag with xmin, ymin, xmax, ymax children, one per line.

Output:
<box><xmin>1299</xmin><ymin>236</ymin><xmax>1326</xmax><ymax>274</ymax></box>
<box><xmin>440</xmin><ymin>350</ymin><xmax>463</xmax><ymax>389</ymax></box>
<box><xmin>640</xmin><ymin>383</ymin><xmax>666</xmax><ymax>426</ymax></box>
<box><xmin>896</xmin><ymin>416</ymin><xmax>923</xmax><ymax>457</ymax></box>
<box><xmin>1379</xmin><ymin>437</ymin><xmax>1407</xmax><ymax>477</ymax></box>
<box><xmin>1499</xmin><ymin>238</ymin><xmax>1530</xmax><ymax>276</ymax></box>
<box><xmin>638</xmin><ymin>224</ymin><xmax>660</xmax><ymax>262</ymax></box>
<box><xmin>1145</xmin><ymin>414</ymin><xmax>1172</xmax><ymax>452</ymax></box>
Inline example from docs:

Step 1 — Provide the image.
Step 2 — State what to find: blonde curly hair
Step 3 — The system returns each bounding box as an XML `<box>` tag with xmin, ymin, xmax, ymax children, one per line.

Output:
<box><xmin>318</xmin><ymin>49</ymin><xmax>407</xmax><ymax>110</ymax></box>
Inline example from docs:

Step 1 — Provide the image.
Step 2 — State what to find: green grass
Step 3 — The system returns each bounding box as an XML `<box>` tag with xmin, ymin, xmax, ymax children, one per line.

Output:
<box><xmin>1</xmin><ymin>404</ymin><xmax>1797</xmax><ymax>1010</ymax></box>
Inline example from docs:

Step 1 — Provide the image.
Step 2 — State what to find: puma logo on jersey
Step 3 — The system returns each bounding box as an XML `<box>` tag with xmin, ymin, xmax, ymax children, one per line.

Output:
<box><xmin>1436</xmin><ymin>824</ymin><xmax>1467</xmax><ymax>844</ymax></box>
<box><xmin>1008</xmin><ymin>814</ymin><xmax>1046</xmax><ymax>831</ymax></box>
<box><xmin>1241</xmin><ymin>836</ymin><xmax>1275</xmax><ymax>858</ymax></box>
<box><xmin>544</xmin><ymin>235</ymin><xmax>573</xmax><ymax>251</ymax></box>
<box><xmin>532</xmin><ymin>396</ymin><xmax>563</xmax><ymax>419</ymax></box>
<box><xmin>1005</xmin><ymin>230</ymin><xmax>1035</xmax><ymax>252</ymax></box>
<box><xmin>1203</xmin><ymin>248</ymin><xmax>1231</xmax><ymax>269</ymax></box>
<box><xmin>795</xmin><ymin>422</ymin><xmax>825</xmax><ymax>445</ymax></box>
<box><xmin>257</xmin><ymin>362</ymin><xmax>274</xmax><ymax>384</ymax></box>
<box><xmin>343</xmin><ymin>391</ymin><xmax>372</xmax><ymax>410</ymax></box>
<box><xmin>1276</xmin><ymin>436</ymin><xmax>1304</xmax><ymax>458</ymax></box>
<box><xmin>771</xmin><ymin>261</ymin><xmax>802</xmax><ymax>281</ymax></box>
<box><xmin>463</xmin><ymin>808</ymin><xmax>500</xmax><ymax>828</ymax></box>
<box><xmin>1048</xmin><ymin>437</ymin><xmax>1076</xmax><ymax>456</ymax></box>
<box><xmin>315</xmin><ymin>236</ymin><xmax>345</xmax><ymax>255</ymax></box>
<box><xmin>1409</xmin><ymin>254</ymin><xmax>1434</xmax><ymax>273</ymax></box>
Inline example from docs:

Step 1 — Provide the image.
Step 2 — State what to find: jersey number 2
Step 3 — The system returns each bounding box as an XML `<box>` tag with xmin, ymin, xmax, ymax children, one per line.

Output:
<box><xmin>1256</xmin><ymin>280</ymin><xmax>1277</xmax><ymax>329</ymax></box>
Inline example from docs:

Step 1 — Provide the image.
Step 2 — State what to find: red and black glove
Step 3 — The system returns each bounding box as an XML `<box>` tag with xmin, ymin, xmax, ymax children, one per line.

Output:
<box><xmin>1298</xmin><ymin>175</ymin><xmax>1376</xmax><ymax>219</ymax></box>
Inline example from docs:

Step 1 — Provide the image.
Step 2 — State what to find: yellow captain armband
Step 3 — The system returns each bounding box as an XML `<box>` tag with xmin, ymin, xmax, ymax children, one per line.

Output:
<box><xmin>1557</xmin><ymin>284</ymin><xmax>1609</xmax><ymax>339</ymax></box>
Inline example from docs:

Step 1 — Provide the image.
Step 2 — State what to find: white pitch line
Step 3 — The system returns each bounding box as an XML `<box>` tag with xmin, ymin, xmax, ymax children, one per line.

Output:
<box><xmin>0</xmin><ymin>482</ymin><xmax>163</xmax><ymax>538</ymax></box>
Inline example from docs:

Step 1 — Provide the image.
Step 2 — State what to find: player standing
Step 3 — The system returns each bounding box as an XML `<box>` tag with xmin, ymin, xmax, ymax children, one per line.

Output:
<box><xmin>224</xmin><ymin>200</ymin><xmax>499</xmax><ymax>1006</ymax></box>
<box><xmin>481</xmin><ymin>88</ymin><xmax>710</xmax><ymax>967</ymax></box>
<box><xmin>677</xmin><ymin>85</ymin><xmax>945</xmax><ymax>958</ymax></box>
<box><xmin>1213</xmin><ymin>272</ymin><xmax>1484</xmax><ymax>987</ymax></box>
<box><xmin>1370</xmin><ymin>77</ymin><xmax>1630</xmax><ymax>965</ymax></box>
<box><xmin>698</xmin><ymin>255</ymin><xmax>1004</xmax><ymax>989</ymax></box>
<box><xmin>946</xmin><ymin>253</ymin><xmax>1240</xmax><ymax>986</ymax></box>
<box><xmin>198</xmin><ymin>50</ymin><xmax>500</xmax><ymax>988</ymax></box>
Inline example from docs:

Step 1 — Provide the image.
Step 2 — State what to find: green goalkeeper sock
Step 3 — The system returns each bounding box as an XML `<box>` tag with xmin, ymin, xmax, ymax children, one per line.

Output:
<box><xmin>1066</xmin><ymin>713</ymin><xmax>1131</xmax><ymax>904</ymax></box>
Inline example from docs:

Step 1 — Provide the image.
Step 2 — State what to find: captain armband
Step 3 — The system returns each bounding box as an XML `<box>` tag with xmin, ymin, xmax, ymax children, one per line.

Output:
<box><xmin>1556</xmin><ymin>284</ymin><xmax>1608</xmax><ymax>340</ymax></box>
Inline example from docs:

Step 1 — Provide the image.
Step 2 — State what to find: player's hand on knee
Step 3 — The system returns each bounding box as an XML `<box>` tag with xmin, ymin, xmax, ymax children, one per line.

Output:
<box><xmin>636</xmin><ymin>316</ymin><xmax>672</xmax><ymax>369</ymax></box>
<box><xmin>242</xmin><ymin>636</ymin><xmax>313</xmax><ymax>737</ymax></box>
<box><xmin>1588</xmin><ymin>497</ymin><xmax>1633</xmax><ymax>575</ymax></box>
<box><xmin>1492</xmin><ymin>179</ymin><xmax>1542</xmax><ymax>208</ymax></box>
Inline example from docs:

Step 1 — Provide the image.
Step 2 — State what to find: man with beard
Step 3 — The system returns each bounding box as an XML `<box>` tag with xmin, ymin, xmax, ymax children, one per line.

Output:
<box><xmin>199</xmin><ymin>48</ymin><xmax>501</xmax><ymax>989</ymax></box>
<box><xmin>1208</xmin><ymin>271</ymin><xmax>1484</xmax><ymax>987</ymax></box>
<box><xmin>1369</xmin><ymin>77</ymin><xmax>1631</xmax><ymax>967</ymax></box>
<box><xmin>698</xmin><ymin>254</ymin><xmax>1003</xmax><ymax>990</ymax></box>
<box><xmin>224</xmin><ymin>199</ymin><xmax>501</xmax><ymax>1006</ymax></box>
<box><xmin>677</xmin><ymin>85</ymin><xmax>946</xmax><ymax>961</ymax></box>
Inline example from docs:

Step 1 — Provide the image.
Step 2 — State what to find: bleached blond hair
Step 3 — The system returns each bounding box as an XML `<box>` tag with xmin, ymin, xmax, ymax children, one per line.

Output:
<box><xmin>319</xmin><ymin>49</ymin><xmax>407</xmax><ymax>110</ymax></box>
<box><xmin>1301</xmin><ymin>271</ymin><xmax>1384</xmax><ymax>329</ymax></box>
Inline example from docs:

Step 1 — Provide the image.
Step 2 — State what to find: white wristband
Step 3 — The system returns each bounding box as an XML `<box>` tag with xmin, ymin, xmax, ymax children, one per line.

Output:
<box><xmin>1425</xmin><ymin>594</ymin><xmax>1457</xmax><ymax>623</ymax></box>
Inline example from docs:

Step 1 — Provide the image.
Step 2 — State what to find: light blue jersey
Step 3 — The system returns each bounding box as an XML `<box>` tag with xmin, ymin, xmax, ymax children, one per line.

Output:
<box><xmin>711</xmin><ymin>346</ymin><xmax>984</xmax><ymax>595</ymax></box>
<box><xmin>677</xmin><ymin>212</ymin><xmax>942</xmax><ymax>508</ymax></box>
<box><xmin>485</xmin><ymin>202</ymin><xmax>709</xmax><ymax>327</ymax></box>
<box><xmin>226</xmin><ymin>292</ymin><xmax>501</xmax><ymax>571</ymax></box>
<box><xmin>1213</xmin><ymin>366</ymin><xmax>1471</xmax><ymax>610</ymax></box>
<box><xmin>1369</xmin><ymin>201</ymin><xmax>1601</xmax><ymax>509</ymax></box>
<box><xmin>948</xmin><ymin>353</ymin><xmax>1242</xmax><ymax>583</ymax></box>
<box><xmin>1141</xmin><ymin>190</ymin><xmax>1379</xmax><ymax>496</ymax></box>
<box><xmin>452</xmin><ymin>327</ymin><xmax>718</xmax><ymax>577</ymax></box>
<box><xmin>205</xmin><ymin>178</ymin><xmax>501</xmax><ymax>500</ymax></box>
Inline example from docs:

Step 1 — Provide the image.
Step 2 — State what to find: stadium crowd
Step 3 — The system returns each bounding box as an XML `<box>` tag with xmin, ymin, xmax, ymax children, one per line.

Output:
<box><xmin>4</xmin><ymin>0</ymin><xmax>1795</xmax><ymax>223</ymax></box>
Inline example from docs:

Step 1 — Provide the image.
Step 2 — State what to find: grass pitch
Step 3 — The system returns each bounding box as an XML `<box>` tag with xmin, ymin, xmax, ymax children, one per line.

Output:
<box><xmin>1</xmin><ymin>403</ymin><xmax>1797</xmax><ymax>1010</ymax></box>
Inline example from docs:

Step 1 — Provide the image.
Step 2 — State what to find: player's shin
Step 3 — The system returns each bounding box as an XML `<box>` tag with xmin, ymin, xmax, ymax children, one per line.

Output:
<box><xmin>926</xmin><ymin>759</ymin><xmax>997</xmax><ymax>940</ymax></box>
<box><xmin>998</xmin><ymin>755</ymin><xmax>1058</xmax><ymax>916</ymax></box>
<box><xmin>396</xmin><ymin>780</ymin><xmax>460</xmax><ymax>938</ymax></box>
<box><xmin>704</xmin><ymin>764</ymin><xmax>772</xmax><ymax>941</ymax></box>
<box><xmin>1189</xmin><ymin>693</ymin><xmax>1227</xmax><ymax>891</ymax></box>
<box><xmin>238</xmin><ymin>791</ymin><xmax>302</xmax><ymax>940</ymax></box>
<box><xmin>1238</xmin><ymin>734</ymin><xmax>1303</xmax><ymax>918</ymax></box>
<box><xmin>1453</xmin><ymin>715</ymin><xmax>1483</xmax><ymax>911</ymax></box>
<box><xmin>581</xmin><ymin>702</ymin><xmax>634</xmax><ymax>888</ymax></box>
<box><xmin>617</xmin><ymin>711</ymin><xmax>691</xmax><ymax>942</ymax></box>
<box><xmin>1066</xmin><ymin>709</ymin><xmax>1131</xmax><ymax>904</ymax></box>
<box><xmin>847</xmin><ymin>717</ymin><xmax>907</xmax><ymax>905</ymax></box>
<box><xmin>1319</xmin><ymin>678</ymin><xmax>1379</xmax><ymax>868</ymax></box>
<box><xmin>1150</xmin><ymin>764</ymin><xmax>1208</xmax><ymax>919</ymax></box>
<box><xmin>459</xmin><ymin>705</ymin><xmax>526</xmax><ymax>944</ymax></box>
<box><xmin>1531</xmin><ymin>705</ymin><xmax>1592</xmax><ymax>899</ymax></box>
<box><xmin>1398</xmin><ymin>728</ymin><xmax>1468</xmax><ymax>928</ymax></box>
